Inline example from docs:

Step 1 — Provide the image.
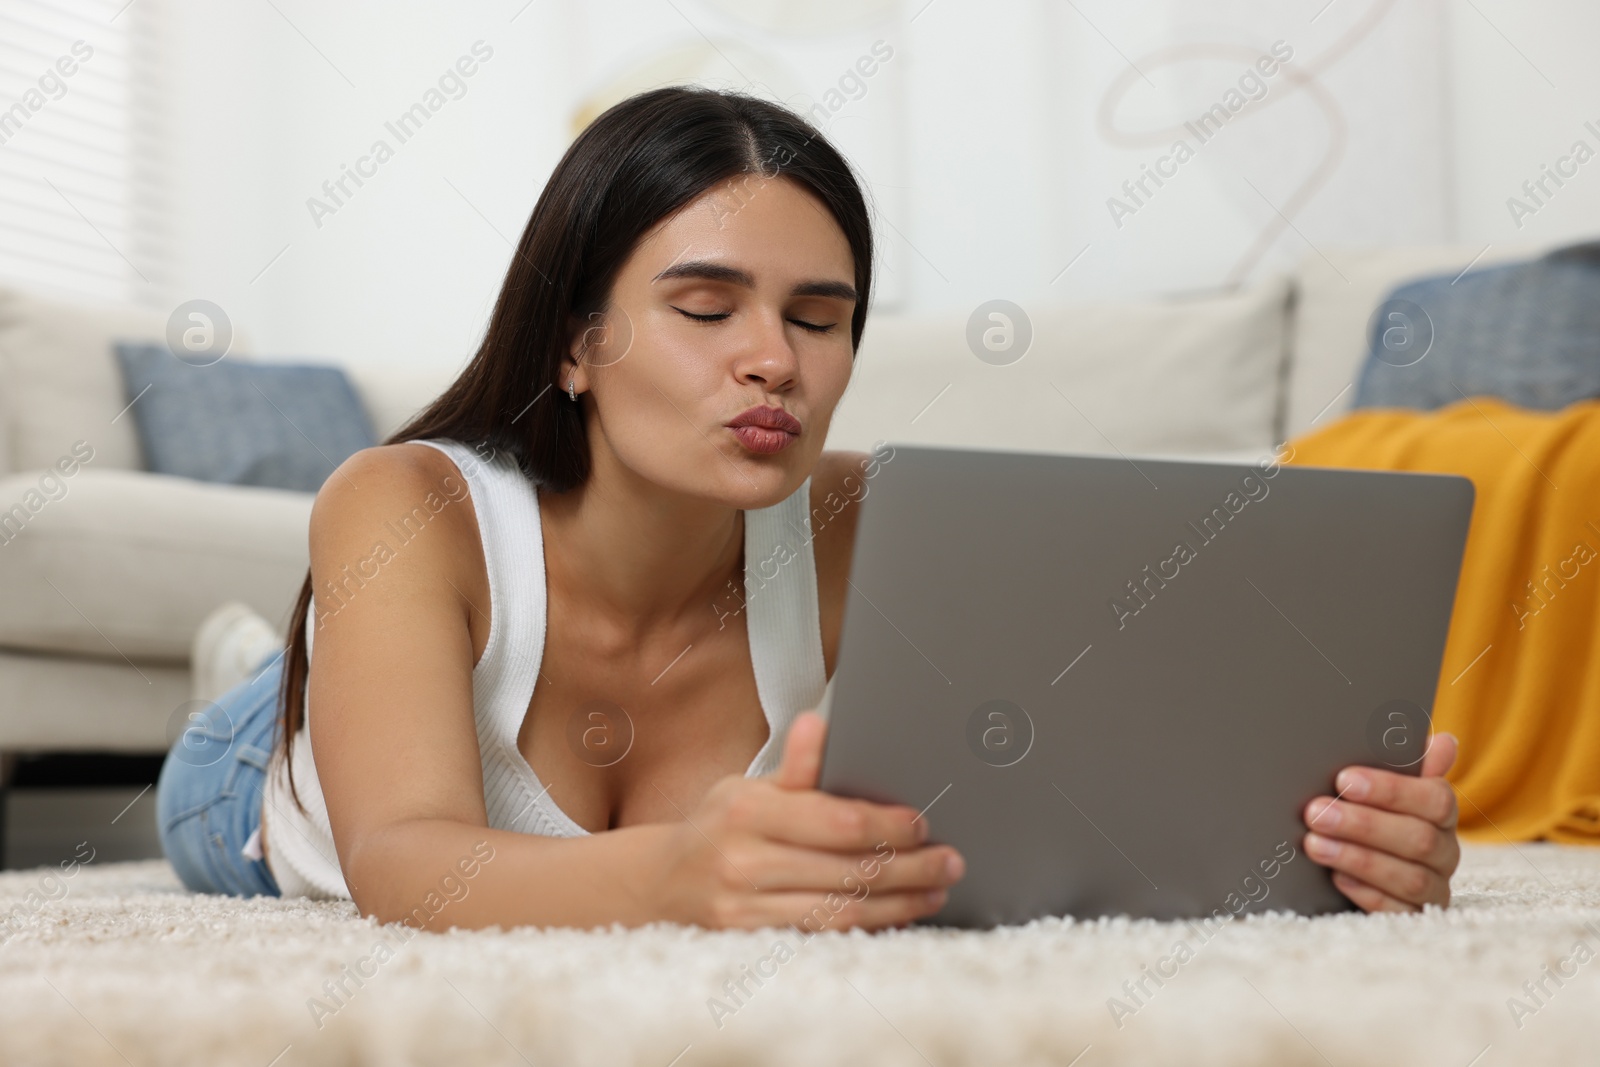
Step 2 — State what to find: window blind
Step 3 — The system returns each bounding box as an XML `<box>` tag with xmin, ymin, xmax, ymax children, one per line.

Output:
<box><xmin>0</xmin><ymin>0</ymin><xmax>167</xmax><ymax>305</ymax></box>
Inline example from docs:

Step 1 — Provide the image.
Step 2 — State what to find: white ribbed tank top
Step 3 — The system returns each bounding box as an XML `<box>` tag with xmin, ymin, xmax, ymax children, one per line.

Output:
<box><xmin>262</xmin><ymin>437</ymin><xmax>829</xmax><ymax>900</ymax></box>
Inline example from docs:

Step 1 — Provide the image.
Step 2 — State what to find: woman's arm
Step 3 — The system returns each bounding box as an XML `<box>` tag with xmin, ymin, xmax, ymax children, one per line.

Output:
<box><xmin>305</xmin><ymin>446</ymin><xmax>961</xmax><ymax>931</ymax></box>
<box><xmin>349</xmin><ymin>712</ymin><xmax>959</xmax><ymax>931</ymax></box>
<box><xmin>345</xmin><ymin>711</ymin><xmax>963</xmax><ymax>931</ymax></box>
<box><xmin>1300</xmin><ymin>733</ymin><xmax>1462</xmax><ymax>911</ymax></box>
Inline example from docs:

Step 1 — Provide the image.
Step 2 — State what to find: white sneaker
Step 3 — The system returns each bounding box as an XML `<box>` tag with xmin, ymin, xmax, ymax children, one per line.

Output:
<box><xmin>191</xmin><ymin>601</ymin><xmax>285</xmax><ymax>704</ymax></box>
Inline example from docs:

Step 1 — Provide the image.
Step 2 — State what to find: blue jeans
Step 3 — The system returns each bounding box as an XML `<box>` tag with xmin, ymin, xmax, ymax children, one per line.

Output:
<box><xmin>155</xmin><ymin>651</ymin><xmax>283</xmax><ymax>897</ymax></box>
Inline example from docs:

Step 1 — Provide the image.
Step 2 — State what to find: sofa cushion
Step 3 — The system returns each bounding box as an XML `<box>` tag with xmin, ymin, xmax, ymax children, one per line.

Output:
<box><xmin>1283</xmin><ymin>243</ymin><xmax>1550</xmax><ymax>440</ymax></box>
<box><xmin>1352</xmin><ymin>242</ymin><xmax>1600</xmax><ymax>412</ymax></box>
<box><xmin>823</xmin><ymin>276</ymin><xmax>1290</xmax><ymax>457</ymax></box>
<box><xmin>0</xmin><ymin>288</ymin><xmax>157</xmax><ymax>474</ymax></box>
<box><xmin>0</xmin><ymin>648</ymin><xmax>189</xmax><ymax>751</ymax></box>
<box><xmin>0</xmin><ymin>468</ymin><xmax>311</xmax><ymax>662</ymax></box>
<box><xmin>0</xmin><ymin>287</ymin><xmax>251</xmax><ymax>475</ymax></box>
<box><xmin>114</xmin><ymin>342</ymin><xmax>377</xmax><ymax>492</ymax></box>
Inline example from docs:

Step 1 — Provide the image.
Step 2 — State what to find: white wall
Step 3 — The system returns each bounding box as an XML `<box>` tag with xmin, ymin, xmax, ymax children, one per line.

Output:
<box><xmin>1447</xmin><ymin>0</ymin><xmax>1600</xmax><ymax>244</ymax></box>
<box><xmin>127</xmin><ymin>0</ymin><xmax>1600</xmax><ymax>374</ymax></box>
<box><xmin>156</xmin><ymin>0</ymin><xmax>573</xmax><ymax>375</ymax></box>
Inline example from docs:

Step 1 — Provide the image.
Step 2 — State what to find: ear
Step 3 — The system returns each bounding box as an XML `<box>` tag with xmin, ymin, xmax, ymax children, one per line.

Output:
<box><xmin>560</xmin><ymin>312</ymin><xmax>598</xmax><ymax>396</ymax></box>
<box><xmin>564</xmin><ymin>304</ymin><xmax>636</xmax><ymax>389</ymax></box>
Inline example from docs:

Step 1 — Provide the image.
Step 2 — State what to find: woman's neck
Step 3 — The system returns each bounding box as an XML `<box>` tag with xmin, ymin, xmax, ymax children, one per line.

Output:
<box><xmin>538</xmin><ymin>451</ymin><xmax>744</xmax><ymax>637</ymax></box>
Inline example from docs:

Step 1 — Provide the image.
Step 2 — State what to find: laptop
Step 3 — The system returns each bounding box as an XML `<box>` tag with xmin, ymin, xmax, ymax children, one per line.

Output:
<box><xmin>816</xmin><ymin>443</ymin><xmax>1474</xmax><ymax>927</ymax></box>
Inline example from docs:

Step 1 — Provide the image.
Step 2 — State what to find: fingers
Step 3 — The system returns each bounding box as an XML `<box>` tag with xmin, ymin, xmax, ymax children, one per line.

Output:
<box><xmin>1328</xmin><ymin>870</ymin><xmax>1418</xmax><ymax>914</ymax></box>
<box><xmin>788</xmin><ymin>887</ymin><xmax>949</xmax><ymax>932</ymax></box>
<box><xmin>773</xmin><ymin>710</ymin><xmax>827</xmax><ymax>791</ymax></box>
<box><xmin>1306</xmin><ymin>736</ymin><xmax>1463</xmax><ymax>913</ymax></box>
<box><xmin>1303</xmin><ymin>795</ymin><xmax>1459</xmax><ymax>874</ymax></box>
<box><xmin>1303</xmin><ymin>831</ymin><xmax>1451</xmax><ymax>909</ymax></box>
<box><xmin>711</xmin><ymin>886</ymin><xmax>949</xmax><ymax>932</ymax></box>
<box><xmin>1331</xmin><ymin>764</ymin><xmax>1458</xmax><ymax>829</ymax></box>
<box><xmin>701</xmin><ymin>709</ymin><xmax>965</xmax><ymax>932</ymax></box>
<box><xmin>727</xmin><ymin>779</ymin><xmax>928</xmax><ymax>853</ymax></box>
<box><xmin>739</xmin><ymin>841</ymin><xmax>964</xmax><ymax>896</ymax></box>
<box><xmin>1420</xmin><ymin>731</ymin><xmax>1458</xmax><ymax>779</ymax></box>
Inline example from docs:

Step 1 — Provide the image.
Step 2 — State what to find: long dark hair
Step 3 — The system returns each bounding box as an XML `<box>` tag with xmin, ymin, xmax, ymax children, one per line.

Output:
<box><xmin>273</xmin><ymin>86</ymin><xmax>876</xmax><ymax>814</ymax></box>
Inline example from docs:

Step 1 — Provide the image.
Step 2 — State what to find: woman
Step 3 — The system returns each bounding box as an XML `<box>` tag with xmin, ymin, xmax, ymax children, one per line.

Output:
<box><xmin>155</xmin><ymin>86</ymin><xmax>1462</xmax><ymax>930</ymax></box>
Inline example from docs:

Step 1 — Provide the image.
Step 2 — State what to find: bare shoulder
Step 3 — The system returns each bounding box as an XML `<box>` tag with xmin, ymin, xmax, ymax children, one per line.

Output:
<box><xmin>309</xmin><ymin>442</ymin><xmax>480</xmax><ymax>553</ymax></box>
<box><xmin>306</xmin><ymin>442</ymin><xmax>489</xmax><ymax>628</ymax></box>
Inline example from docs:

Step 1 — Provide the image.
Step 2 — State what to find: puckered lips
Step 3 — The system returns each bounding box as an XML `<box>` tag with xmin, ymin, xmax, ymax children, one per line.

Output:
<box><xmin>726</xmin><ymin>405</ymin><xmax>802</xmax><ymax>454</ymax></box>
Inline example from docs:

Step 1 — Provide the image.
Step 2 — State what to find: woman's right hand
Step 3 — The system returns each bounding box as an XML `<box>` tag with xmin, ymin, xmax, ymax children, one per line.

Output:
<box><xmin>646</xmin><ymin>710</ymin><xmax>966</xmax><ymax>931</ymax></box>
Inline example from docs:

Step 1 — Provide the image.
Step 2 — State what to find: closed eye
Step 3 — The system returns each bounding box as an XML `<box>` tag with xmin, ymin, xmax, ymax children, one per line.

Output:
<box><xmin>673</xmin><ymin>308</ymin><xmax>729</xmax><ymax>324</ymax></box>
<box><xmin>672</xmin><ymin>307</ymin><xmax>836</xmax><ymax>334</ymax></box>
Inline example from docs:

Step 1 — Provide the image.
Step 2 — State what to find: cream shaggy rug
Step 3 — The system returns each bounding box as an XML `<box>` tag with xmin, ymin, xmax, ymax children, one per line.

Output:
<box><xmin>2</xmin><ymin>843</ymin><xmax>1598</xmax><ymax>1066</ymax></box>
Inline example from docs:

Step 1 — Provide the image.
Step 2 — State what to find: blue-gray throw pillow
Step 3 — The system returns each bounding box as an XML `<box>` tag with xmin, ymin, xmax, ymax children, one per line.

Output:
<box><xmin>1353</xmin><ymin>240</ymin><xmax>1600</xmax><ymax>412</ymax></box>
<box><xmin>114</xmin><ymin>342</ymin><xmax>377</xmax><ymax>492</ymax></box>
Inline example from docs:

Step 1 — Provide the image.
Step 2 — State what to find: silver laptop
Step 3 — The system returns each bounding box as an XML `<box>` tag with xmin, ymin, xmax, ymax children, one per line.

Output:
<box><xmin>816</xmin><ymin>443</ymin><xmax>1474</xmax><ymax>927</ymax></box>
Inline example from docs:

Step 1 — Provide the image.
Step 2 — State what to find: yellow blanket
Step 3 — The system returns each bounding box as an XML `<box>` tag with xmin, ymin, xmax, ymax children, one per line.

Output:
<box><xmin>1284</xmin><ymin>396</ymin><xmax>1600</xmax><ymax>843</ymax></box>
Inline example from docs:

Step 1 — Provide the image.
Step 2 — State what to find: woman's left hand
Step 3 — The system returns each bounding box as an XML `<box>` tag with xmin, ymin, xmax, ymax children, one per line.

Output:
<box><xmin>1301</xmin><ymin>732</ymin><xmax>1461</xmax><ymax>912</ymax></box>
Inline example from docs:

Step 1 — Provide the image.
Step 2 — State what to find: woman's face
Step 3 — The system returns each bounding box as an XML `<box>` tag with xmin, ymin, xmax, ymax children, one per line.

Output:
<box><xmin>565</xmin><ymin>174</ymin><xmax>858</xmax><ymax>510</ymax></box>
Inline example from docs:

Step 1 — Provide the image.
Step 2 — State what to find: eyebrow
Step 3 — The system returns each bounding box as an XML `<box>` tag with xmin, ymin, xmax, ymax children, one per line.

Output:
<box><xmin>651</xmin><ymin>259</ymin><xmax>857</xmax><ymax>303</ymax></box>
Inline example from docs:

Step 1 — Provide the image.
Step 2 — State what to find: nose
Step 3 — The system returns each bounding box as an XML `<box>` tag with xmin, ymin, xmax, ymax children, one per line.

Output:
<box><xmin>731</xmin><ymin>310</ymin><xmax>799</xmax><ymax>393</ymax></box>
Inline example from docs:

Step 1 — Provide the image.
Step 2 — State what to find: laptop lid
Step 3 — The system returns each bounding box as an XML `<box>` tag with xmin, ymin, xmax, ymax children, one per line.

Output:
<box><xmin>817</xmin><ymin>443</ymin><xmax>1474</xmax><ymax>927</ymax></box>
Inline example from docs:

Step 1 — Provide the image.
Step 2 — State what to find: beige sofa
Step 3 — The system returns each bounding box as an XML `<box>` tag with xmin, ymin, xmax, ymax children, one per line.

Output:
<box><xmin>0</xmin><ymin>243</ymin><xmax>1544</xmax><ymax>759</ymax></box>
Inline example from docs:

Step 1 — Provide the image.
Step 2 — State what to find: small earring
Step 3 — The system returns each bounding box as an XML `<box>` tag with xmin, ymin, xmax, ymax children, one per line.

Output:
<box><xmin>567</xmin><ymin>379</ymin><xmax>576</xmax><ymax>402</ymax></box>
